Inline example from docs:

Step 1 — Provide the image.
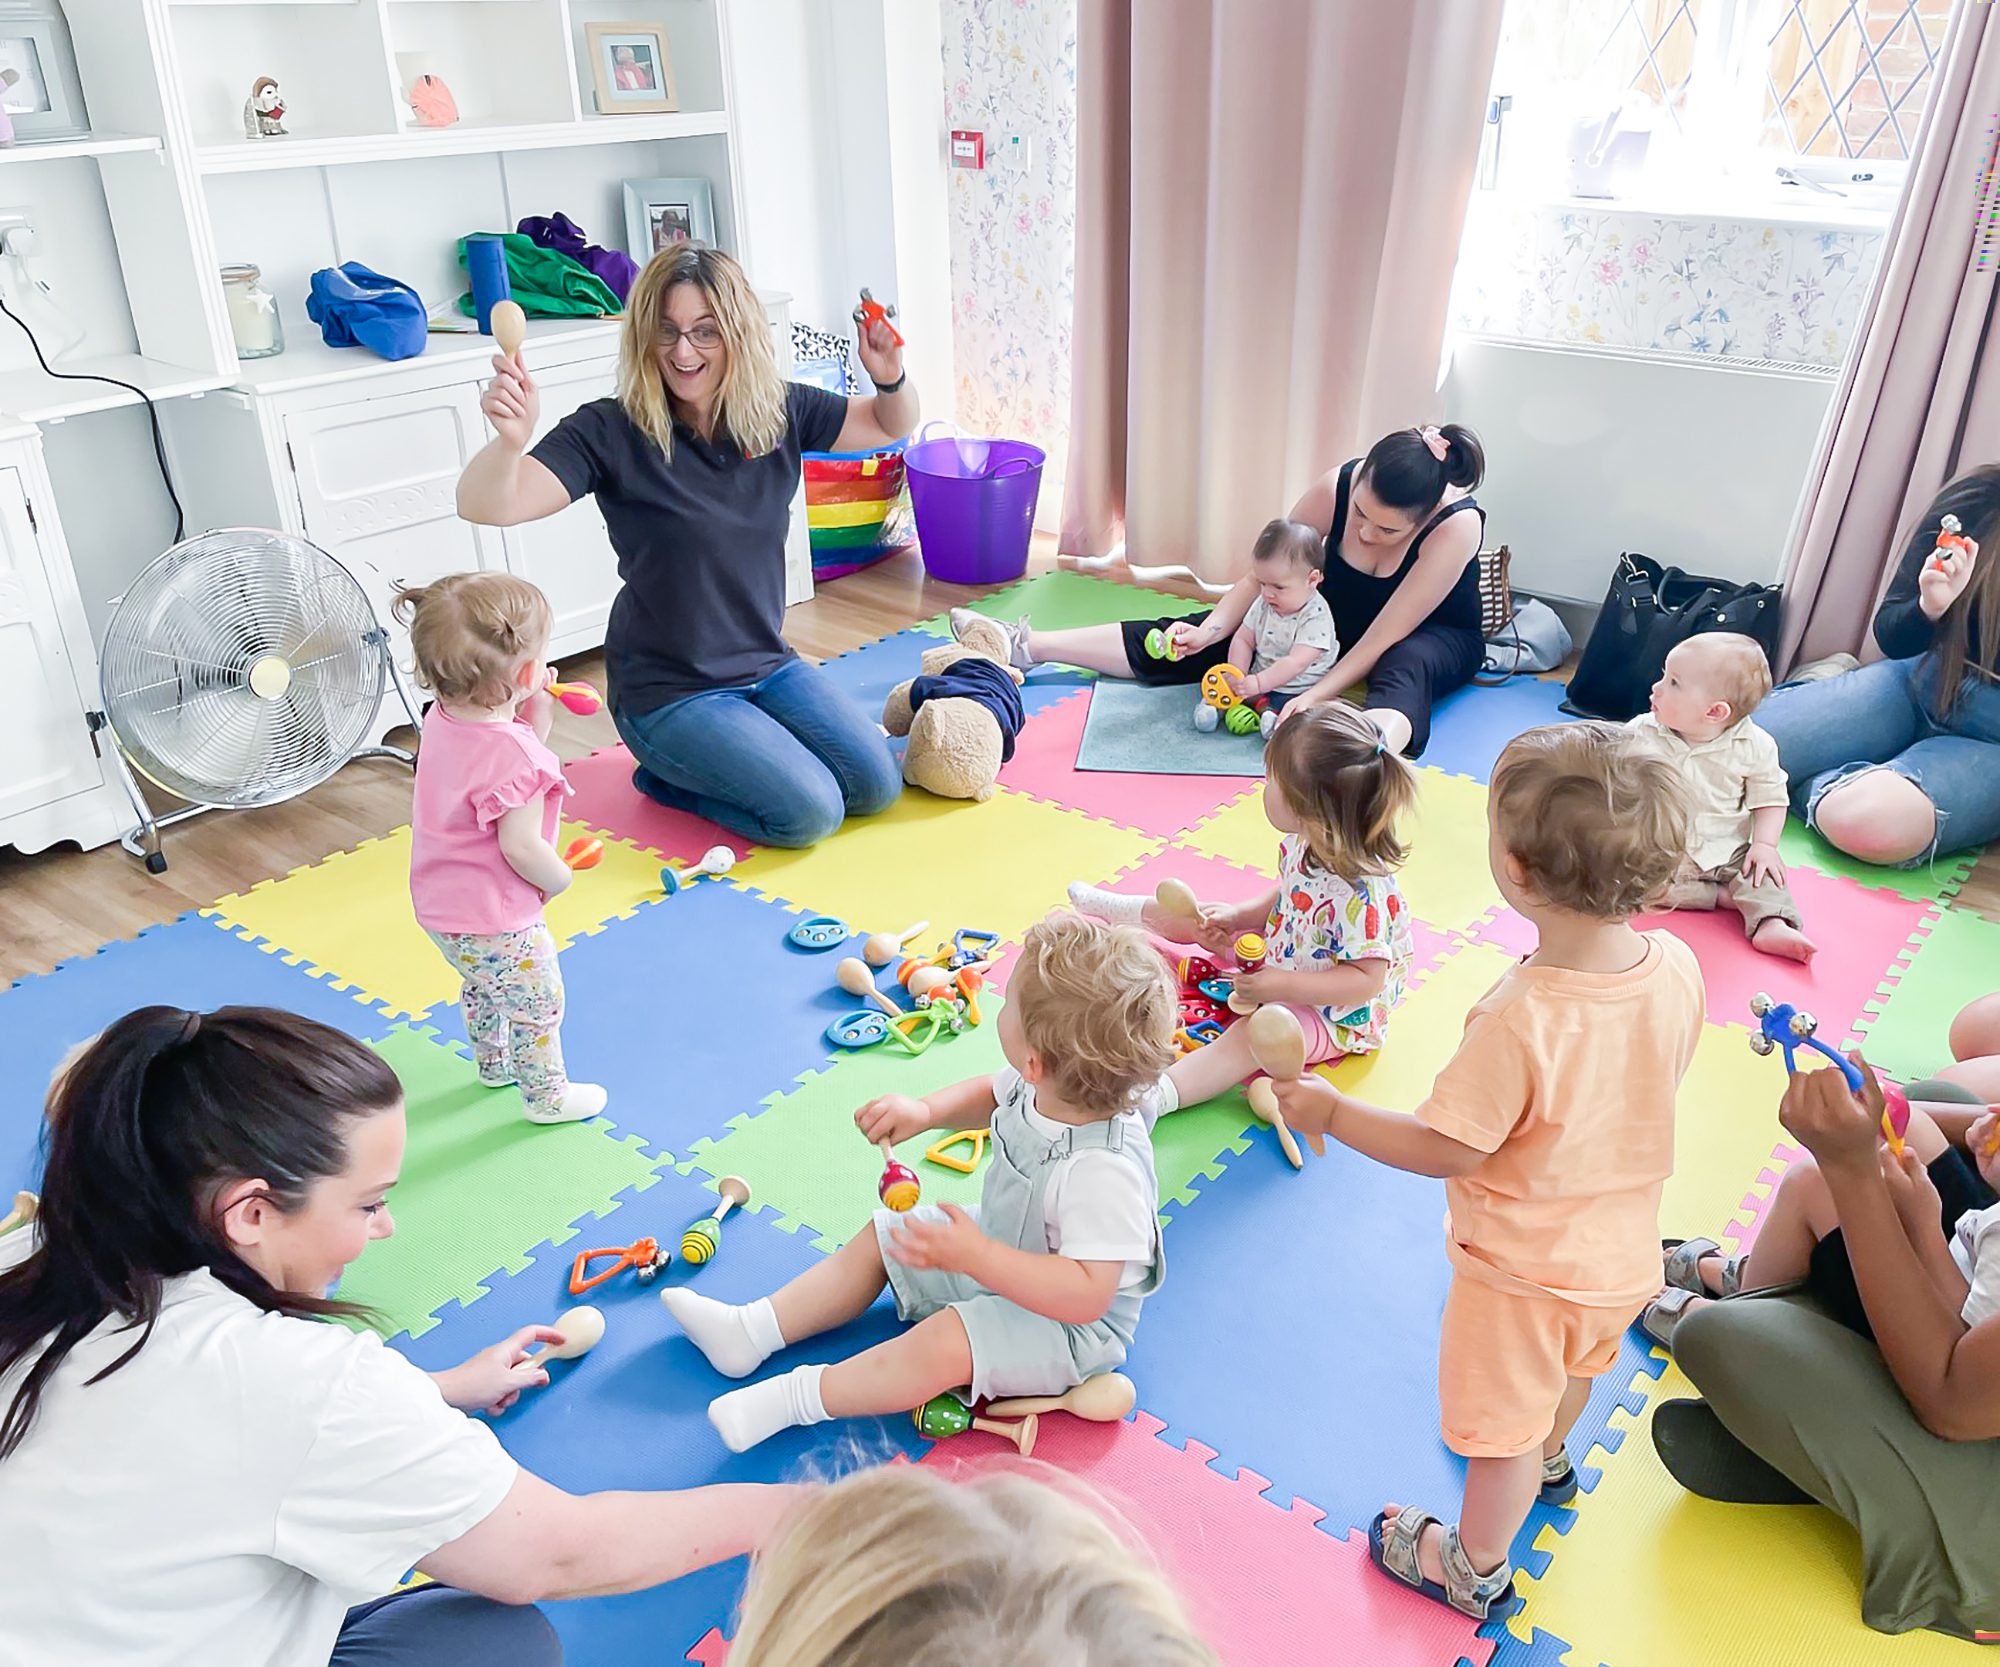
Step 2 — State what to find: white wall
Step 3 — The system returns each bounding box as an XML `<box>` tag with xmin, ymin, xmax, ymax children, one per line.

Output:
<box><xmin>1442</xmin><ymin>336</ymin><xmax>1836</xmax><ymax>602</ymax></box>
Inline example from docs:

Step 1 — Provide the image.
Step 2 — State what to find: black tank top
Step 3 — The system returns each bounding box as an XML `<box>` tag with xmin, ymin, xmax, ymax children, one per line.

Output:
<box><xmin>1320</xmin><ymin>459</ymin><xmax>1485</xmax><ymax>645</ymax></box>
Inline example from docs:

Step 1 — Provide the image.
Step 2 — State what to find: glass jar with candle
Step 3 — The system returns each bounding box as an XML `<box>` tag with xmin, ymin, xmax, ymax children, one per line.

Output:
<box><xmin>221</xmin><ymin>264</ymin><xmax>284</xmax><ymax>360</ymax></box>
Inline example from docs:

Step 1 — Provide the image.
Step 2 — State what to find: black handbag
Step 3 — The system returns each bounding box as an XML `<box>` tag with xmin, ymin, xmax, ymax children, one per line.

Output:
<box><xmin>1562</xmin><ymin>553</ymin><xmax>1782</xmax><ymax>721</ymax></box>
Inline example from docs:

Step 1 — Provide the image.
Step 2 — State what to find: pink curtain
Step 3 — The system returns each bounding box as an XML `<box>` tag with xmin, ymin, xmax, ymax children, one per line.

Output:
<box><xmin>1779</xmin><ymin>0</ymin><xmax>2000</xmax><ymax>670</ymax></box>
<box><xmin>1062</xmin><ymin>0</ymin><xmax>1505</xmax><ymax>583</ymax></box>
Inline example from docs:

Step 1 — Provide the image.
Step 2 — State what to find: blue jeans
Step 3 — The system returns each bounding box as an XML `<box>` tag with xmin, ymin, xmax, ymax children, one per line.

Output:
<box><xmin>331</xmin><ymin>1585</ymin><xmax>561</xmax><ymax>1666</ymax></box>
<box><xmin>1758</xmin><ymin>655</ymin><xmax>2000</xmax><ymax>863</ymax></box>
<box><xmin>613</xmin><ymin>655</ymin><xmax>902</xmax><ymax>848</ymax></box>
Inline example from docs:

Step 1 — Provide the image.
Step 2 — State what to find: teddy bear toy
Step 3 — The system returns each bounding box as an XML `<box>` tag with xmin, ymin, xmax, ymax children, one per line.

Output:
<box><xmin>881</xmin><ymin>614</ymin><xmax>1026</xmax><ymax>802</ymax></box>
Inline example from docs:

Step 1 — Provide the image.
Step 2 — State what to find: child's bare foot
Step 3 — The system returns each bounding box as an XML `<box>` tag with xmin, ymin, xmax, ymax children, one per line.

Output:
<box><xmin>1750</xmin><ymin>919</ymin><xmax>1817</xmax><ymax>962</ymax></box>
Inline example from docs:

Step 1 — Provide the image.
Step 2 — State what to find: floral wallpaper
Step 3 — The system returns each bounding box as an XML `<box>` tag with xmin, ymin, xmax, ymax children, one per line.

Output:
<box><xmin>1452</xmin><ymin>194</ymin><xmax>1885</xmax><ymax>365</ymax></box>
<box><xmin>940</xmin><ymin>0</ymin><xmax>1077</xmax><ymax>483</ymax></box>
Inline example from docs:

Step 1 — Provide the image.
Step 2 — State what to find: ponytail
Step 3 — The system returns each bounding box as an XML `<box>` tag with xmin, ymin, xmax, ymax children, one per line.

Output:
<box><xmin>1360</xmin><ymin>422</ymin><xmax>1485</xmax><ymax>514</ymax></box>
<box><xmin>0</xmin><ymin>1007</ymin><xmax>400</xmax><ymax>1461</ymax></box>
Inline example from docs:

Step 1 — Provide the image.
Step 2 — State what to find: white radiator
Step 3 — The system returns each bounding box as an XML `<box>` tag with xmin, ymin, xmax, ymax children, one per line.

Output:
<box><xmin>1441</xmin><ymin>334</ymin><xmax>1838</xmax><ymax>603</ymax></box>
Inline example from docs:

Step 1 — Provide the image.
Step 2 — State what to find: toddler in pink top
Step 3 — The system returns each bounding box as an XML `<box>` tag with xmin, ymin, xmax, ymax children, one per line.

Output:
<box><xmin>397</xmin><ymin>573</ymin><xmax>606</xmax><ymax>1124</ymax></box>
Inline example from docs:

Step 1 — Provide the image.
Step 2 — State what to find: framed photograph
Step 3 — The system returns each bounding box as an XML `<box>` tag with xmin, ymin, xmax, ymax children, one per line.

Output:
<box><xmin>585</xmin><ymin>21</ymin><xmax>677</xmax><ymax>117</ymax></box>
<box><xmin>622</xmin><ymin>176</ymin><xmax>716</xmax><ymax>263</ymax></box>
<box><xmin>0</xmin><ymin>1</ymin><xmax>90</xmax><ymax>143</ymax></box>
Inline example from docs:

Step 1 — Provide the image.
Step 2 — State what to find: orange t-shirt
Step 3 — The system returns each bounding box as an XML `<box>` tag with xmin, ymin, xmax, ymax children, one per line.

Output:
<box><xmin>1417</xmin><ymin>932</ymin><xmax>1705</xmax><ymax>1308</ymax></box>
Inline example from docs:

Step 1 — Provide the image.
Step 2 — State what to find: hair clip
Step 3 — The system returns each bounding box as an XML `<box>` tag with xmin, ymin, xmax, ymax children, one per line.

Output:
<box><xmin>1418</xmin><ymin>425</ymin><xmax>1449</xmax><ymax>461</ymax></box>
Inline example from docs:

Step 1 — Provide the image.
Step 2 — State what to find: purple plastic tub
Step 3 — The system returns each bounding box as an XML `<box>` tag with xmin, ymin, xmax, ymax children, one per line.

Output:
<box><xmin>904</xmin><ymin>430</ymin><xmax>1045</xmax><ymax>585</ymax></box>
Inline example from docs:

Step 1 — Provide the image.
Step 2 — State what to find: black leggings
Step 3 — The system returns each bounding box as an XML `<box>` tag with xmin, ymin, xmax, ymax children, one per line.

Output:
<box><xmin>1808</xmin><ymin>1146</ymin><xmax>1997</xmax><ymax>1339</ymax></box>
<box><xmin>1116</xmin><ymin>611</ymin><xmax>1483</xmax><ymax>757</ymax></box>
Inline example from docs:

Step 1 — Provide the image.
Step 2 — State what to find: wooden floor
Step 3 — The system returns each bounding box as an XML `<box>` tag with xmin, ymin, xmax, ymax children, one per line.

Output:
<box><xmin>2</xmin><ymin>539</ymin><xmax>1993</xmax><ymax>984</ymax></box>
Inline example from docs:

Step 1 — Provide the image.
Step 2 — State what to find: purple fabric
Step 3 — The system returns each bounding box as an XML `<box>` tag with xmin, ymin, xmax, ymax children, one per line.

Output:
<box><xmin>517</xmin><ymin>213</ymin><xmax>638</xmax><ymax>303</ymax></box>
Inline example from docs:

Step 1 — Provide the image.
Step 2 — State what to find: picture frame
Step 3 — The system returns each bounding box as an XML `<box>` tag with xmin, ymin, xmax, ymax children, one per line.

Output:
<box><xmin>622</xmin><ymin>176</ymin><xmax>716</xmax><ymax>263</ymax></box>
<box><xmin>0</xmin><ymin>1</ymin><xmax>89</xmax><ymax>143</ymax></box>
<box><xmin>584</xmin><ymin>21</ymin><xmax>677</xmax><ymax>117</ymax></box>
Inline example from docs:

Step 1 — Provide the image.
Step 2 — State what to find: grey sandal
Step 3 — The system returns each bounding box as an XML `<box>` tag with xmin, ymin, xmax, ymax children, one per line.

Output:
<box><xmin>1367</xmin><ymin>1507</ymin><xmax>1516</xmax><ymax>1621</ymax></box>
<box><xmin>1662</xmin><ymin>1236</ymin><xmax>1743</xmax><ymax>1298</ymax></box>
<box><xmin>1640</xmin><ymin>1284</ymin><xmax>1704</xmax><ymax>1349</ymax></box>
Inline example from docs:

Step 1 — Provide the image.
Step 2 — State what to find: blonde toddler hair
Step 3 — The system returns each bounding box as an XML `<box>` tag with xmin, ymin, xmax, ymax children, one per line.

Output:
<box><xmin>1007</xmin><ymin>912</ymin><xmax>1176</xmax><ymax>1115</ymax></box>
<box><xmin>391</xmin><ymin>572</ymin><xmax>551</xmax><ymax>708</ymax></box>
<box><xmin>1491</xmin><ymin>722</ymin><xmax>1691</xmax><ymax>919</ymax></box>
<box><xmin>1264</xmin><ymin>701</ymin><xmax>1417</xmax><ymax>877</ymax></box>
<box><xmin>729</xmin><ymin>1466</ymin><xmax>1218</xmax><ymax>1667</ymax></box>
<box><xmin>1673</xmin><ymin>632</ymin><xmax>1774</xmax><ymax>722</ymax></box>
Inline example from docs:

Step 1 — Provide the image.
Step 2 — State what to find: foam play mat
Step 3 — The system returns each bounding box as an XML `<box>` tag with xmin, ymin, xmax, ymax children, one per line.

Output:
<box><xmin>4</xmin><ymin>569</ymin><xmax>1994</xmax><ymax>1665</ymax></box>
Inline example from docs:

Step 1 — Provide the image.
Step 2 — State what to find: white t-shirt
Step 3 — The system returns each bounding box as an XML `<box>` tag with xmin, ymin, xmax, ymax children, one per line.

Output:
<box><xmin>0</xmin><ymin>1232</ymin><xmax>517</xmax><ymax>1667</ymax></box>
<box><xmin>1950</xmin><ymin>1201</ymin><xmax>2000</xmax><ymax>1328</ymax></box>
<box><xmin>993</xmin><ymin>1066</ymin><xmax>1174</xmax><ymax>1291</ymax></box>
<box><xmin>1242</xmin><ymin>591</ymin><xmax>1339</xmax><ymax>695</ymax></box>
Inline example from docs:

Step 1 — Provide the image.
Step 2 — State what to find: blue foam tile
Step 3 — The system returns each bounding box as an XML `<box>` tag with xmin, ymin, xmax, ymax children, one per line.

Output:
<box><xmin>394</xmin><ymin>1164</ymin><xmax>925</xmax><ymax>1662</ymax></box>
<box><xmin>0</xmin><ymin>913</ymin><xmax>404</xmax><ymax>1193</ymax></box>
<box><xmin>423</xmin><ymin>881</ymin><xmax>862</xmax><ymax>1157</ymax></box>
<box><xmin>815</xmin><ymin>629</ymin><xmax>1089</xmax><ymax>723</ymax></box>
<box><xmin>1418</xmin><ymin>678</ymin><xmax>1576</xmax><ymax>785</ymax></box>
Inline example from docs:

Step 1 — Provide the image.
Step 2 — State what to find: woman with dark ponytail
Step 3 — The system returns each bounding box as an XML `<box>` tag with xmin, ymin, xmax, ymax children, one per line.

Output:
<box><xmin>0</xmin><ymin>1006</ymin><xmax>801</xmax><ymax>1666</ymax></box>
<box><xmin>951</xmin><ymin>423</ymin><xmax>1489</xmax><ymax>757</ymax></box>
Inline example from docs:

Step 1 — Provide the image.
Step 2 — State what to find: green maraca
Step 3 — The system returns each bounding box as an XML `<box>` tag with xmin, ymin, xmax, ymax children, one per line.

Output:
<box><xmin>912</xmin><ymin>1392</ymin><xmax>1038</xmax><ymax>1456</ymax></box>
<box><xmin>678</xmin><ymin>1175</ymin><xmax>751</xmax><ymax>1267</ymax></box>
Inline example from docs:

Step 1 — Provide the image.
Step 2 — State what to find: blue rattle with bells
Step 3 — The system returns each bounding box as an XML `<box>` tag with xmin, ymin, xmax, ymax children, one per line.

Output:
<box><xmin>1748</xmin><ymin>992</ymin><xmax>1910</xmax><ymax>1156</ymax></box>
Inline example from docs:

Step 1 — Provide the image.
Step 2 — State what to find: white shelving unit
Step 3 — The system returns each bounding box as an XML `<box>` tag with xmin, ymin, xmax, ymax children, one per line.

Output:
<box><xmin>2</xmin><ymin>0</ymin><xmax>953</xmax><ymax>860</ymax></box>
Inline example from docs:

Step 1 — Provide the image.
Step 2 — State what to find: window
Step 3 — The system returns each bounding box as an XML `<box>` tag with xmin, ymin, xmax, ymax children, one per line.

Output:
<box><xmin>1486</xmin><ymin>0</ymin><xmax>1948</xmax><ymax>205</ymax></box>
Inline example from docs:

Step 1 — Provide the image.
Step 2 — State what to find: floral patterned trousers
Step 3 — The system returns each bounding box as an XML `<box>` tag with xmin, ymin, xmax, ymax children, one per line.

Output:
<box><xmin>426</xmin><ymin>923</ymin><xmax>569</xmax><ymax>1117</ymax></box>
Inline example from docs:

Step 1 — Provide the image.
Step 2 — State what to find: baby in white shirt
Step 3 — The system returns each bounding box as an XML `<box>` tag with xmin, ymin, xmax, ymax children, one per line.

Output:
<box><xmin>1208</xmin><ymin>519</ymin><xmax>1340</xmax><ymax>736</ymax></box>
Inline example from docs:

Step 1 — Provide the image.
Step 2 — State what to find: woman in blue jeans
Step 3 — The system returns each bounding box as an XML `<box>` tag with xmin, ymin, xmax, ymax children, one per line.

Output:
<box><xmin>457</xmin><ymin>245</ymin><xmax>910</xmax><ymax>846</ymax></box>
<box><xmin>1760</xmin><ymin>468</ymin><xmax>2000</xmax><ymax>865</ymax></box>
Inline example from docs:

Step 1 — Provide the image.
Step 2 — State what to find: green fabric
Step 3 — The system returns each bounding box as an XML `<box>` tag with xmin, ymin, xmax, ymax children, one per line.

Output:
<box><xmin>455</xmin><ymin>233</ymin><xmax>620</xmax><ymax>319</ymax></box>
<box><xmin>1778</xmin><ymin>817</ymin><xmax>1979</xmax><ymax>904</ymax></box>
<box><xmin>1676</xmin><ymin>1290</ymin><xmax>2000</xmax><ymax>1641</ymax></box>
<box><xmin>914</xmin><ymin>570</ymin><xmax>1211</xmax><ymax>639</ymax></box>
<box><xmin>1856</xmin><ymin>907</ymin><xmax>2000</xmax><ymax>1084</ymax></box>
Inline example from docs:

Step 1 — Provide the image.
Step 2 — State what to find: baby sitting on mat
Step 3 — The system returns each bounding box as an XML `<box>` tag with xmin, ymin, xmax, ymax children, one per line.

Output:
<box><xmin>1630</xmin><ymin>632</ymin><xmax>1816</xmax><ymax>962</ymax></box>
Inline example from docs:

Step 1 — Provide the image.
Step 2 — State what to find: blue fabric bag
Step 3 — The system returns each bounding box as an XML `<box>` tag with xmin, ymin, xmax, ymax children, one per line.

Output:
<box><xmin>305</xmin><ymin>263</ymin><xmax>428</xmax><ymax>361</ymax></box>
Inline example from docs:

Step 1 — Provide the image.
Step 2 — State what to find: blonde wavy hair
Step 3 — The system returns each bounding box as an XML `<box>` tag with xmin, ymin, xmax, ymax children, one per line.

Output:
<box><xmin>390</xmin><ymin>572</ymin><xmax>550</xmax><ymax>707</ymax></box>
<box><xmin>617</xmin><ymin>243</ymin><xmax>787</xmax><ymax>460</ymax></box>
<box><xmin>1007</xmin><ymin>912</ymin><xmax>1177</xmax><ymax>1115</ymax></box>
<box><xmin>729</xmin><ymin>1465</ymin><xmax>1219</xmax><ymax>1667</ymax></box>
<box><xmin>1491</xmin><ymin>722</ymin><xmax>1692</xmax><ymax>919</ymax></box>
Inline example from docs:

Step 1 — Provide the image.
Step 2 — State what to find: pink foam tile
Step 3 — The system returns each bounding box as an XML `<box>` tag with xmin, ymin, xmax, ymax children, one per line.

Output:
<box><xmin>1727</xmin><ymin>1141</ymin><xmax>1807</xmax><ymax>1251</ymax></box>
<box><xmin>1634</xmin><ymin>865</ymin><xmax>1934</xmax><ymax>1037</ymax></box>
<box><xmin>914</xmin><ymin>1411</ymin><xmax>1494</xmax><ymax>1667</ymax></box>
<box><xmin>563</xmin><ymin>745</ymin><xmax>760</xmax><ymax>866</ymax></box>
<box><xmin>997</xmin><ymin>690</ymin><xmax>1259</xmax><ymax>838</ymax></box>
<box><xmin>685</xmin><ymin>1629</ymin><xmax>728</xmax><ymax>1665</ymax></box>
<box><xmin>1469</xmin><ymin>904</ymin><xmax>1538</xmax><ymax>960</ymax></box>
<box><xmin>1407</xmin><ymin>919</ymin><xmax>1463</xmax><ymax>985</ymax></box>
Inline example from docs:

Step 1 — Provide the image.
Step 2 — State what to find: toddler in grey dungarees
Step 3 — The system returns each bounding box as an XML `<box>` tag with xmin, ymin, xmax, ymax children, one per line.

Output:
<box><xmin>661</xmin><ymin>912</ymin><xmax>1181</xmax><ymax>1453</ymax></box>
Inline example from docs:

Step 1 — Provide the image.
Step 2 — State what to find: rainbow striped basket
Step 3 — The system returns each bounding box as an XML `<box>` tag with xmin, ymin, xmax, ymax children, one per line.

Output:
<box><xmin>803</xmin><ymin>441</ymin><xmax>917</xmax><ymax>582</ymax></box>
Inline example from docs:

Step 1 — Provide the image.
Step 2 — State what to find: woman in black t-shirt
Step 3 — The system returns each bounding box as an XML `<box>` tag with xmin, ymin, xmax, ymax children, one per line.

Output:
<box><xmin>950</xmin><ymin>425</ymin><xmax>1488</xmax><ymax>757</ymax></box>
<box><xmin>457</xmin><ymin>246</ymin><xmax>915</xmax><ymax>847</ymax></box>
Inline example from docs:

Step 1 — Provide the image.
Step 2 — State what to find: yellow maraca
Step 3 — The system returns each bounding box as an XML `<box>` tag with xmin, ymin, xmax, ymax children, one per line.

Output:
<box><xmin>679</xmin><ymin>1176</ymin><xmax>751</xmax><ymax>1266</ymax></box>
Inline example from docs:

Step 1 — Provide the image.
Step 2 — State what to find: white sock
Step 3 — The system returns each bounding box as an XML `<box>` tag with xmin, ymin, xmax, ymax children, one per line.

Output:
<box><xmin>1066</xmin><ymin>882</ymin><xmax>1147</xmax><ymax>924</ymax></box>
<box><xmin>708</xmin><ymin>1363</ymin><xmax>829</xmax><ymax>1454</ymax></box>
<box><xmin>658</xmin><ymin>1290</ymin><xmax>785</xmax><ymax>1379</ymax></box>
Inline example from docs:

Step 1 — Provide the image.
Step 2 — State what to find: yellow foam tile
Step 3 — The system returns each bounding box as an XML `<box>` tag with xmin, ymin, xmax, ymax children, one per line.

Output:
<box><xmin>1177</xmin><ymin>786</ymin><xmax>1281</xmax><ymax>875</ymax></box>
<box><xmin>204</xmin><ymin>822</ymin><xmax>667</xmax><ymax>1020</ymax></box>
<box><xmin>1659</xmin><ymin>1021</ymin><xmax>1799</xmax><ymax>1249</ymax></box>
<box><xmin>1321</xmin><ymin>942</ymin><xmax>1516</xmax><ymax>1111</ymax></box>
<box><xmin>1508</xmin><ymin>1356</ymin><xmax>1977</xmax><ymax>1667</ymax></box>
<box><xmin>1396</xmin><ymin>768</ymin><xmax>1505</xmax><ymax>934</ymax></box>
<box><xmin>731</xmin><ymin>786</ymin><xmax>1161</xmax><ymax>948</ymax></box>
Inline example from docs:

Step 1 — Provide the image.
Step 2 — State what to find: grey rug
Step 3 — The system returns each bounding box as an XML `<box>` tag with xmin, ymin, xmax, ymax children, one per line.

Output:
<box><xmin>1073</xmin><ymin>680</ymin><xmax>1267</xmax><ymax>776</ymax></box>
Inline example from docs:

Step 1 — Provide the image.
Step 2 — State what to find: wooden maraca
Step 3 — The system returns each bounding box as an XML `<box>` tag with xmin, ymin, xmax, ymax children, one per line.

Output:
<box><xmin>546</xmin><ymin>677</ymin><xmax>602</xmax><ymax>715</ymax></box>
<box><xmin>679</xmin><ymin>1175</ymin><xmax>750</xmax><ymax>1266</ymax></box>
<box><xmin>878</xmin><ymin>1140</ymin><xmax>921</xmax><ymax>1211</ymax></box>
<box><xmin>838</xmin><ymin>957</ymin><xmax>902</xmax><ymax>1017</ymax></box>
<box><xmin>564</xmin><ymin>836</ymin><xmax>604</xmax><ymax>870</ymax></box>
<box><xmin>913</xmin><ymin>1393</ymin><xmax>1035</xmax><ymax>1456</ymax></box>
<box><xmin>0</xmin><ymin>1189</ymin><xmax>37</xmax><ymax>1237</ymax></box>
<box><xmin>987</xmin><ymin>1372</ymin><xmax>1135</xmax><ymax>1422</ymax></box>
<box><xmin>537</xmin><ymin>1304</ymin><xmax>605</xmax><ymax>1362</ymax></box>
<box><xmin>862</xmin><ymin>920</ymin><xmax>928</xmax><ymax>968</ymax></box>
<box><xmin>490</xmin><ymin>297</ymin><xmax>527</xmax><ymax>363</ymax></box>
<box><xmin>1244</xmin><ymin>1003</ymin><xmax>1309</xmax><ymax>1168</ymax></box>
<box><xmin>1154</xmin><ymin>878</ymin><xmax>1201</xmax><ymax>932</ymax></box>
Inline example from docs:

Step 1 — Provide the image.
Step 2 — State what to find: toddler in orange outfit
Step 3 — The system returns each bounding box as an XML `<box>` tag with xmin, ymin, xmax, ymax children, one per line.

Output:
<box><xmin>1271</xmin><ymin>722</ymin><xmax>1705</xmax><ymax>1621</ymax></box>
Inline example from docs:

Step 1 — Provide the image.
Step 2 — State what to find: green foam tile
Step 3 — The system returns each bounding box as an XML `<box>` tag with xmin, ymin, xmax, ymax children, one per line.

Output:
<box><xmin>1779</xmin><ymin>815</ymin><xmax>1980</xmax><ymax>904</ymax></box>
<box><xmin>1852</xmin><ymin>906</ymin><xmax>2000</xmax><ymax>1084</ymax></box>
<box><xmin>339</xmin><ymin>1025</ymin><xmax>667</xmax><ymax>1340</ymax></box>
<box><xmin>913</xmin><ymin>569</ymin><xmax>1211</xmax><ymax>638</ymax></box>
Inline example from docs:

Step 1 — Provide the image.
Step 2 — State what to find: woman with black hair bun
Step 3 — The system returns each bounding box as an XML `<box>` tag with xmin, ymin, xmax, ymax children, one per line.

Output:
<box><xmin>951</xmin><ymin>423</ymin><xmax>1489</xmax><ymax>757</ymax></box>
<box><xmin>0</xmin><ymin>1006</ymin><xmax>800</xmax><ymax>1666</ymax></box>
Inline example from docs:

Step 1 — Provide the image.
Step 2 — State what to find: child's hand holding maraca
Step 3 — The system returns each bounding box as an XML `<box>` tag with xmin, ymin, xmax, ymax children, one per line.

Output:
<box><xmin>1193</xmin><ymin>904</ymin><xmax>1243</xmax><ymax>959</ymax></box>
<box><xmin>1777</xmin><ymin>1053</ymin><xmax>1885</xmax><ymax>1175</ymax></box>
<box><xmin>1973</xmin><ymin>1110</ymin><xmax>2000</xmax><ymax>1188</ymax></box>
<box><xmin>1269</xmin><ymin>1074</ymin><xmax>1343</xmax><ymax>1146</ymax></box>
<box><xmin>888</xmin><ymin>1202</ymin><xmax>987</xmax><ymax>1275</ymax></box>
<box><xmin>855</xmin><ymin>1093</ymin><xmax>931</xmax><ymax>1148</ymax></box>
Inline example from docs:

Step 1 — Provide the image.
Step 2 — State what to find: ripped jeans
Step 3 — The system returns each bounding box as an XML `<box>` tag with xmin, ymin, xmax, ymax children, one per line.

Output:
<box><xmin>1758</xmin><ymin>654</ymin><xmax>2000</xmax><ymax>863</ymax></box>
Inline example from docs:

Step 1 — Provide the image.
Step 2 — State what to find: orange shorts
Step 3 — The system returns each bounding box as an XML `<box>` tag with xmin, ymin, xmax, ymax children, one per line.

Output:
<box><xmin>1437</xmin><ymin>1274</ymin><xmax>1637</xmax><ymax>1459</ymax></box>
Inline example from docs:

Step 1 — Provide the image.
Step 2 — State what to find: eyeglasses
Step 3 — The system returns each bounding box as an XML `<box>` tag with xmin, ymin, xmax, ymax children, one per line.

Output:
<box><xmin>657</xmin><ymin>322</ymin><xmax>724</xmax><ymax>351</ymax></box>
